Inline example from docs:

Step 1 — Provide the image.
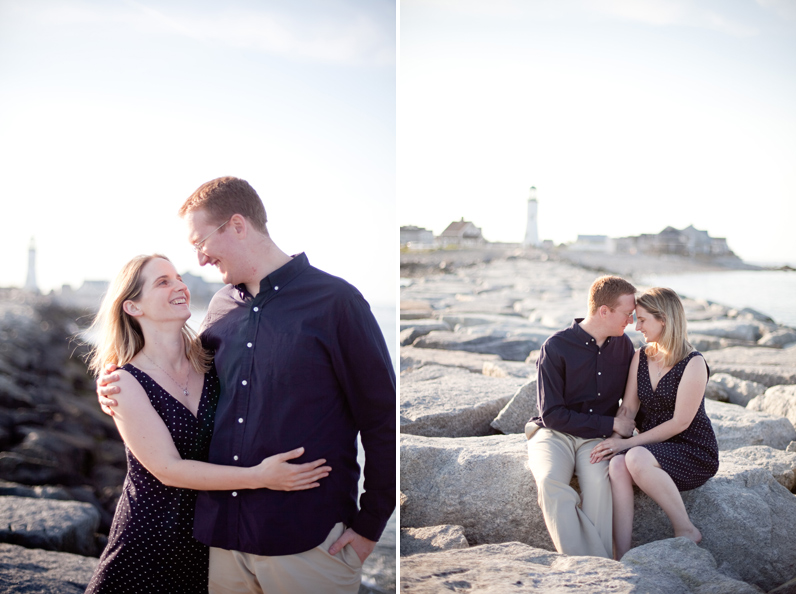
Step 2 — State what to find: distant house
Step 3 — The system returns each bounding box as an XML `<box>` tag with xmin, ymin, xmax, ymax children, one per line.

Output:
<box><xmin>54</xmin><ymin>280</ymin><xmax>109</xmax><ymax>311</ymax></box>
<box><xmin>571</xmin><ymin>235</ymin><xmax>614</xmax><ymax>253</ymax></box>
<box><xmin>633</xmin><ymin>225</ymin><xmax>732</xmax><ymax>257</ymax></box>
<box><xmin>439</xmin><ymin>219</ymin><xmax>485</xmax><ymax>246</ymax></box>
<box><xmin>400</xmin><ymin>225</ymin><xmax>435</xmax><ymax>247</ymax></box>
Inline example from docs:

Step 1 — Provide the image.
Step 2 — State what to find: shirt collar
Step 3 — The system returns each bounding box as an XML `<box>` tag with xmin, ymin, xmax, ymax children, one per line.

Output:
<box><xmin>570</xmin><ymin>318</ymin><xmax>612</xmax><ymax>346</ymax></box>
<box><xmin>234</xmin><ymin>252</ymin><xmax>310</xmax><ymax>299</ymax></box>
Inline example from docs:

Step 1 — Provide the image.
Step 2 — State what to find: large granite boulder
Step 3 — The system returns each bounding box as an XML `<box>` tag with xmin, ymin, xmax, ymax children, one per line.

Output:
<box><xmin>704</xmin><ymin>347</ymin><xmax>796</xmax><ymax>387</ymax></box>
<box><xmin>490</xmin><ymin>379</ymin><xmax>538</xmax><ymax>435</ymax></box>
<box><xmin>629</xmin><ymin>466</ymin><xmax>796</xmax><ymax>591</ymax></box>
<box><xmin>400</xmin><ymin>525</ymin><xmax>469</xmax><ymax>557</ymax></box>
<box><xmin>400</xmin><ymin>366</ymin><xmax>524</xmax><ymax>437</ymax></box>
<box><xmin>412</xmin><ymin>330</ymin><xmax>543</xmax><ymax>361</ymax></box>
<box><xmin>747</xmin><ymin>385</ymin><xmax>796</xmax><ymax>429</ymax></box>
<box><xmin>400</xmin><ymin>433</ymin><xmax>550</xmax><ymax>548</ymax></box>
<box><xmin>401</xmin><ymin>431</ymin><xmax>796</xmax><ymax>591</ymax></box>
<box><xmin>719</xmin><ymin>445</ymin><xmax>796</xmax><ymax>491</ymax></box>
<box><xmin>758</xmin><ymin>328</ymin><xmax>796</xmax><ymax>348</ymax></box>
<box><xmin>400</xmin><ymin>538</ymin><xmax>760</xmax><ymax>594</ymax></box>
<box><xmin>0</xmin><ymin>543</ymin><xmax>98</xmax><ymax>593</ymax></box>
<box><xmin>704</xmin><ymin>373</ymin><xmax>767</xmax><ymax>406</ymax></box>
<box><xmin>0</xmin><ymin>496</ymin><xmax>100</xmax><ymax>556</ymax></box>
<box><xmin>705</xmin><ymin>399</ymin><xmax>796</xmax><ymax>451</ymax></box>
<box><xmin>400</xmin><ymin>345</ymin><xmax>501</xmax><ymax>374</ymax></box>
<box><xmin>687</xmin><ymin>320</ymin><xmax>764</xmax><ymax>342</ymax></box>
<box><xmin>400</xmin><ymin>319</ymin><xmax>451</xmax><ymax>346</ymax></box>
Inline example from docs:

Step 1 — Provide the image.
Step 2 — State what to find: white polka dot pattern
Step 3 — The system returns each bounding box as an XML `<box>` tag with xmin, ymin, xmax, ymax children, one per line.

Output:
<box><xmin>85</xmin><ymin>364</ymin><xmax>220</xmax><ymax>593</ymax></box>
<box><xmin>633</xmin><ymin>350</ymin><xmax>719</xmax><ymax>492</ymax></box>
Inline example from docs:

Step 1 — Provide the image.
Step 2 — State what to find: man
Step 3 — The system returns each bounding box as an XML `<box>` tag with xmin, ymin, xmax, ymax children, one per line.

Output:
<box><xmin>525</xmin><ymin>275</ymin><xmax>636</xmax><ymax>559</ymax></box>
<box><xmin>99</xmin><ymin>176</ymin><xmax>395</xmax><ymax>593</ymax></box>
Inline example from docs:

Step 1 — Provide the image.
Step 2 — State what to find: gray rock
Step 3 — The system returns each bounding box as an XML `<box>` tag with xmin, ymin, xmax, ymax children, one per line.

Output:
<box><xmin>689</xmin><ymin>334</ymin><xmax>745</xmax><ymax>352</ymax></box>
<box><xmin>758</xmin><ymin>328</ymin><xmax>796</xmax><ymax>348</ymax></box>
<box><xmin>0</xmin><ymin>496</ymin><xmax>100</xmax><ymax>556</ymax></box>
<box><xmin>629</xmin><ymin>466</ymin><xmax>796</xmax><ymax>591</ymax></box>
<box><xmin>360</xmin><ymin>511</ymin><xmax>395</xmax><ymax>594</ymax></box>
<box><xmin>747</xmin><ymin>385</ymin><xmax>796</xmax><ymax>428</ymax></box>
<box><xmin>400</xmin><ymin>345</ymin><xmax>501</xmax><ymax>374</ymax></box>
<box><xmin>729</xmin><ymin>307</ymin><xmax>775</xmax><ymax>324</ymax></box>
<box><xmin>482</xmin><ymin>360</ymin><xmax>533</xmax><ymax>378</ymax></box>
<box><xmin>687</xmin><ymin>320</ymin><xmax>764</xmax><ymax>342</ymax></box>
<box><xmin>400</xmin><ymin>539</ymin><xmax>760</xmax><ymax>594</ymax></box>
<box><xmin>400</xmin><ymin>433</ymin><xmax>551</xmax><ymax>549</ymax></box>
<box><xmin>0</xmin><ymin>542</ymin><xmax>98</xmax><ymax>593</ymax></box>
<box><xmin>400</xmin><ymin>525</ymin><xmax>469</xmax><ymax>556</ymax></box>
<box><xmin>704</xmin><ymin>373</ymin><xmax>767</xmax><ymax>406</ymax></box>
<box><xmin>704</xmin><ymin>347</ymin><xmax>796</xmax><ymax>387</ymax></box>
<box><xmin>412</xmin><ymin>330</ymin><xmax>542</xmax><ymax>361</ymax></box>
<box><xmin>719</xmin><ymin>445</ymin><xmax>796</xmax><ymax>491</ymax></box>
<box><xmin>705</xmin><ymin>399</ymin><xmax>796</xmax><ymax>450</ymax></box>
<box><xmin>401</xmin><ymin>431</ymin><xmax>796</xmax><ymax>591</ymax></box>
<box><xmin>400</xmin><ymin>366</ymin><xmax>524</xmax><ymax>437</ymax></box>
<box><xmin>399</xmin><ymin>319</ymin><xmax>451</xmax><ymax>346</ymax></box>
<box><xmin>490</xmin><ymin>379</ymin><xmax>538</xmax><ymax>435</ymax></box>
<box><xmin>769</xmin><ymin>576</ymin><xmax>796</xmax><ymax>594</ymax></box>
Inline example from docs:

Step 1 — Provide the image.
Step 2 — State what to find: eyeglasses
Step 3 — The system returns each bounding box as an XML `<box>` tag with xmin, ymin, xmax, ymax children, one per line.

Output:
<box><xmin>192</xmin><ymin>219</ymin><xmax>230</xmax><ymax>254</ymax></box>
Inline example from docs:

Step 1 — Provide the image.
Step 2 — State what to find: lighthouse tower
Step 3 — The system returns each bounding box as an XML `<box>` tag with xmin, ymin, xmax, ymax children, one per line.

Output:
<box><xmin>24</xmin><ymin>237</ymin><xmax>38</xmax><ymax>293</ymax></box>
<box><xmin>523</xmin><ymin>186</ymin><xmax>539</xmax><ymax>246</ymax></box>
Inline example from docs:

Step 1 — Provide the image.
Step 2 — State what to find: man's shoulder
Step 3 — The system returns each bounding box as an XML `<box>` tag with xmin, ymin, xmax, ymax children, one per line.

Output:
<box><xmin>542</xmin><ymin>324</ymin><xmax>579</xmax><ymax>349</ymax></box>
<box><xmin>299</xmin><ymin>265</ymin><xmax>366</xmax><ymax>304</ymax></box>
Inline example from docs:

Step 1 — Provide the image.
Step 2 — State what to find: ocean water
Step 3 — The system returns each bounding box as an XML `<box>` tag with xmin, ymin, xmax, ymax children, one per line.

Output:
<box><xmin>637</xmin><ymin>270</ymin><xmax>796</xmax><ymax>328</ymax></box>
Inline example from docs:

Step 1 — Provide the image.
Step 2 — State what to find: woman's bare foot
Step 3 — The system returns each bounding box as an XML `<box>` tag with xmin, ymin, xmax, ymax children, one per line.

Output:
<box><xmin>675</xmin><ymin>525</ymin><xmax>702</xmax><ymax>544</ymax></box>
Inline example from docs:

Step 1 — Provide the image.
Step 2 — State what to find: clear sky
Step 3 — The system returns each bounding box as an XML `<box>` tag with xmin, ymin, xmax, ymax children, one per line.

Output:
<box><xmin>399</xmin><ymin>0</ymin><xmax>796</xmax><ymax>265</ymax></box>
<box><xmin>0</xmin><ymin>0</ymin><xmax>396</xmax><ymax>306</ymax></box>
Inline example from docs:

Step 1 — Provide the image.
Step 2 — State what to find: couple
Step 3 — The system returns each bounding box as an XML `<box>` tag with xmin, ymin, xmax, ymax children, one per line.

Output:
<box><xmin>85</xmin><ymin>177</ymin><xmax>396</xmax><ymax>593</ymax></box>
<box><xmin>525</xmin><ymin>275</ymin><xmax>719</xmax><ymax>560</ymax></box>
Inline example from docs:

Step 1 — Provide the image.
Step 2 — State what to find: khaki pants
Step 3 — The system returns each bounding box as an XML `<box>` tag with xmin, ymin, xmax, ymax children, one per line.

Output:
<box><xmin>527</xmin><ymin>428</ymin><xmax>612</xmax><ymax>558</ymax></box>
<box><xmin>208</xmin><ymin>522</ymin><xmax>363</xmax><ymax>594</ymax></box>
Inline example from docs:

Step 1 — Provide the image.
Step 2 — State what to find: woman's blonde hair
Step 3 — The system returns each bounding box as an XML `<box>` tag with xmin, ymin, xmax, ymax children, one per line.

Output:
<box><xmin>637</xmin><ymin>287</ymin><xmax>693</xmax><ymax>368</ymax></box>
<box><xmin>86</xmin><ymin>254</ymin><xmax>211</xmax><ymax>376</ymax></box>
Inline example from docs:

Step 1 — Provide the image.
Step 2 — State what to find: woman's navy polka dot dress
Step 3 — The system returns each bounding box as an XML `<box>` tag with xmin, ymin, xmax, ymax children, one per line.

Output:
<box><xmin>86</xmin><ymin>364</ymin><xmax>219</xmax><ymax>593</ymax></box>
<box><xmin>637</xmin><ymin>350</ymin><xmax>719</xmax><ymax>492</ymax></box>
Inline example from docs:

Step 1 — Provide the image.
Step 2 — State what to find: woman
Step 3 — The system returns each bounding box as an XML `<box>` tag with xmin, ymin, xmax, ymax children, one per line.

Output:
<box><xmin>590</xmin><ymin>287</ymin><xmax>719</xmax><ymax>560</ymax></box>
<box><xmin>85</xmin><ymin>254</ymin><xmax>331</xmax><ymax>593</ymax></box>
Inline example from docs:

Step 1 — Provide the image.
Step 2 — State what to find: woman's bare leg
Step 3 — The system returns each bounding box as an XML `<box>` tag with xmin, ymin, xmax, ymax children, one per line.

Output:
<box><xmin>624</xmin><ymin>447</ymin><xmax>701</xmax><ymax>543</ymax></box>
<box><xmin>608</xmin><ymin>454</ymin><xmax>635</xmax><ymax>559</ymax></box>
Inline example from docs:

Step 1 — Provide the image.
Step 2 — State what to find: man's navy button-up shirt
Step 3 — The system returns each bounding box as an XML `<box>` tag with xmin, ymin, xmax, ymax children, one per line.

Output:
<box><xmin>529</xmin><ymin>319</ymin><xmax>634</xmax><ymax>439</ymax></box>
<box><xmin>193</xmin><ymin>253</ymin><xmax>396</xmax><ymax>556</ymax></box>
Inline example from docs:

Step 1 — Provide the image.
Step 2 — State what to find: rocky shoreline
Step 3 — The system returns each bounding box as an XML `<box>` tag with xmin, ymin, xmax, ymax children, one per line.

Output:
<box><xmin>0</xmin><ymin>288</ymin><xmax>394</xmax><ymax>594</ymax></box>
<box><xmin>400</xmin><ymin>247</ymin><xmax>796</xmax><ymax>593</ymax></box>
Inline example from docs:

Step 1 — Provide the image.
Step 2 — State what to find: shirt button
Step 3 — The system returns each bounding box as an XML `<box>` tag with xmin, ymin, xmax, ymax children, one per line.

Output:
<box><xmin>242</xmin><ymin>380</ymin><xmax>248</xmax><ymax>386</ymax></box>
<box><xmin>253</xmin><ymin>307</ymin><xmax>259</xmax><ymax>312</ymax></box>
<box><xmin>598</xmin><ymin>393</ymin><xmax>601</xmax><ymax>396</ymax></box>
<box><xmin>232</xmin><ymin>492</ymin><xmax>238</xmax><ymax>497</ymax></box>
<box><xmin>598</xmin><ymin>372</ymin><xmax>601</xmax><ymax>375</ymax></box>
<box><xmin>589</xmin><ymin>409</ymin><xmax>593</xmax><ymax>412</ymax></box>
<box><xmin>247</xmin><ymin>343</ymin><xmax>252</xmax><ymax>348</ymax></box>
<box><xmin>238</xmin><ymin>418</ymin><xmax>244</xmax><ymax>423</ymax></box>
<box><xmin>233</xmin><ymin>455</ymin><xmax>239</xmax><ymax>461</ymax></box>
<box><xmin>274</xmin><ymin>285</ymin><xmax>279</xmax><ymax>290</ymax></box>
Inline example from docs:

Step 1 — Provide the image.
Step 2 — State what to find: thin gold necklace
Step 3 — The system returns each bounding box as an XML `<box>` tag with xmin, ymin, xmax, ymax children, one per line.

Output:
<box><xmin>141</xmin><ymin>351</ymin><xmax>190</xmax><ymax>397</ymax></box>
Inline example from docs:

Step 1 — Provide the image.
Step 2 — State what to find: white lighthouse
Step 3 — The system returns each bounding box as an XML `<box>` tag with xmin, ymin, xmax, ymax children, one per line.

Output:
<box><xmin>24</xmin><ymin>237</ymin><xmax>39</xmax><ymax>293</ymax></box>
<box><xmin>523</xmin><ymin>186</ymin><xmax>539</xmax><ymax>246</ymax></box>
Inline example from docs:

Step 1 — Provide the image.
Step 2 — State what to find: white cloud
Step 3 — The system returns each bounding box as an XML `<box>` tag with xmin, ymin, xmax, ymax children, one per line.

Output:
<box><xmin>755</xmin><ymin>0</ymin><xmax>796</xmax><ymax>20</ymax></box>
<box><xmin>5</xmin><ymin>0</ymin><xmax>395</xmax><ymax>66</ymax></box>
<box><xmin>125</xmin><ymin>1</ymin><xmax>395</xmax><ymax>66</ymax></box>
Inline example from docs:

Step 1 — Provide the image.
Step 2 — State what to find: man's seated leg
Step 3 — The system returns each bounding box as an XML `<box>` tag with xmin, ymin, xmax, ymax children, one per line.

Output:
<box><xmin>527</xmin><ymin>428</ymin><xmax>610</xmax><ymax>557</ymax></box>
<box><xmin>574</xmin><ymin>436</ymin><xmax>613</xmax><ymax>558</ymax></box>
